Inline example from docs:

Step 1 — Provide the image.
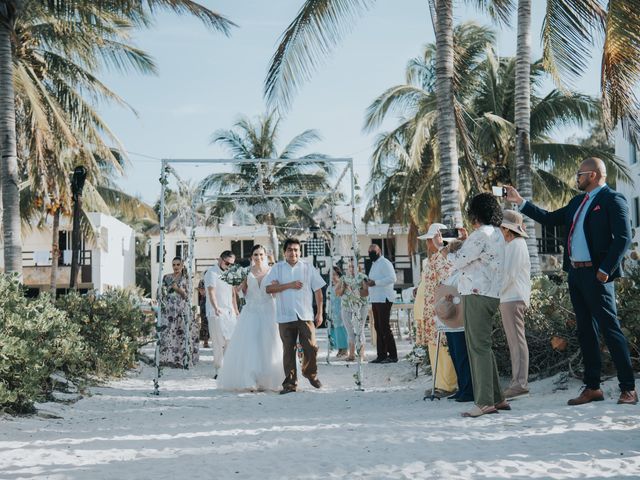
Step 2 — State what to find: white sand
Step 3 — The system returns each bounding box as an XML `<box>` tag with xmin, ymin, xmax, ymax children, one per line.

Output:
<box><xmin>1</xmin><ymin>337</ymin><xmax>639</xmax><ymax>480</ymax></box>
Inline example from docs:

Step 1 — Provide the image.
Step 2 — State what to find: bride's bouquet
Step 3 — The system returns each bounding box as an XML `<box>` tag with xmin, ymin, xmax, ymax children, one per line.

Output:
<box><xmin>220</xmin><ymin>264</ymin><xmax>250</xmax><ymax>286</ymax></box>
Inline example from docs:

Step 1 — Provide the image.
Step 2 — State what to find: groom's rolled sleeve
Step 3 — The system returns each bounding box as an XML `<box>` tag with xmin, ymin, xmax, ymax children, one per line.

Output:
<box><xmin>310</xmin><ymin>267</ymin><xmax>326</xmax><ymax>292</ymax></box>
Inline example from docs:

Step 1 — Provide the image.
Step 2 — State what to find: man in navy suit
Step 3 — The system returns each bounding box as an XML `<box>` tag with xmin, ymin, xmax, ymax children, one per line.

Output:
<box><xmin>505</xmin><ymin>157</ymin><xmax>637</xmax><ymax>405</ymax></box>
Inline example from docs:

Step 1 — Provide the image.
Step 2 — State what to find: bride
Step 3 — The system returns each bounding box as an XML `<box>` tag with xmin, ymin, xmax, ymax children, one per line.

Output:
<box><xmin>218</xmin><ymin>244</ymin><xmax>283</xmax><ymax>391</ymax></box>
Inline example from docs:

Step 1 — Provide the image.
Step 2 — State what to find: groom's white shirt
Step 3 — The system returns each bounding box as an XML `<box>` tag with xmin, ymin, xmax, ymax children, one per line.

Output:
<box><xmin>263</xmin><ymin>260</ymin><xmax>326</xmax><ymax>323</ymax></box>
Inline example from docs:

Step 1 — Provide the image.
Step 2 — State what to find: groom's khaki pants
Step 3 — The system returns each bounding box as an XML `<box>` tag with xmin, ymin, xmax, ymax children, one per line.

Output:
<box><xmin>279</xmin><ymin>319</ymin><xmax>318</xmax><ymax>388</ymax></box>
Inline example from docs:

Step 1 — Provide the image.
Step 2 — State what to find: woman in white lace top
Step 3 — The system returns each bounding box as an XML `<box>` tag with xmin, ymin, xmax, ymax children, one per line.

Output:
<box><xmin>437</xmin><ymin>193</ymin><xmax>507</xmax><ymax>417</ymax></box>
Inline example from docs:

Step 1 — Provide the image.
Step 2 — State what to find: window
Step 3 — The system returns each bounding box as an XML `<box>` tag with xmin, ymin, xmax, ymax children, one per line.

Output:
<box><xmin>631</xmin><ymin>143</ymin><xmax>638</xmax><ymax>165</ymax></box>
<box><xmin>175</xmin><ymin>241</ymin><xmax>189</xmax><ymax>260</ymax></box>
<box><xmin>371</xmin><ymin>238</ymin><xmax>396</xmax><ymax>261</ymax></box>
<box><xmin>155</xmin><ymin>244</ymin><xmax>162</xmax><ymax>263</ymax></box>
<box><xmin>634</xmin><ymin>197</ymin><xmax>640</xmax><ymax>228</ymax></box>
<box><xmin>231</xmin><ymin>240</ymin><xmax>254</xmax><ymax>260</ymax></box>
<box><xmin>539</xmin><ymin>224</ymin><xmax>563</xmax><ymax>254</ymax></box>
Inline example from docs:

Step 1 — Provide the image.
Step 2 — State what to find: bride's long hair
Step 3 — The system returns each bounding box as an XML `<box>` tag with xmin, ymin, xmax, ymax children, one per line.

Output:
<box><xmin>250</xmin><ymin>244</ymin><xmax>269</xmax><ymax>268</ymax></box>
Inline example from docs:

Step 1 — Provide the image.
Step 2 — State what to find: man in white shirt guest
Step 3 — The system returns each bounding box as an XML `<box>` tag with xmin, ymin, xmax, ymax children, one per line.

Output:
<box><xmin>366</xmin><ymin>244</ymin><xmax>398</xmax><ymax>363</ymax></box>
<box><xmin>265</xmin><ymin>238</ymin><xmax>326</xmax><ymax>394</ymax></box>
<box><xmin>204</xmin><ymin>250</ymin><xmax>239</xmax><ymax>377</ymax></box>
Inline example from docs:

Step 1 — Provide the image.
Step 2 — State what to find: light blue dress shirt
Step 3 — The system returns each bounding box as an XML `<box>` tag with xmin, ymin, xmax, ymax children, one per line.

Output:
<box><xmin>519</xmin><ymin>184</ymin><xmax>608</xmax><ymax>274</ymax></box>
<box><xmin>567</xmin><ymin>184</ymin><xmax>605</xmax><ymax>261</ymax></box>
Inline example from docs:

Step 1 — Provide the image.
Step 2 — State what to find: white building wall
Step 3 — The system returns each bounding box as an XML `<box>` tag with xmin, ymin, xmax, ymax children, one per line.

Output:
<box><xmin>615</xmin><ymin>129</ymin><xmax>640</xmax><ymax>246</ymax></box>
<box><xmin>86</xmin><ymin>213</ymin><xmax>136</xmax><ymax>293</ymax></box>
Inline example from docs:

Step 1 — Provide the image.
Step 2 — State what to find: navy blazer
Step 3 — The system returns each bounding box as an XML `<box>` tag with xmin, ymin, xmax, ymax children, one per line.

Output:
<box><xmin>521</xmin><ymin>185</ymin><xmax>632</xmax><ymax>281</ymax></box>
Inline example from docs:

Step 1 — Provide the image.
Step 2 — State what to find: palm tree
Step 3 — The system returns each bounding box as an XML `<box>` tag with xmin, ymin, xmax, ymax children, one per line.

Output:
<box><xmin>0</xmin><ymin>1</ymin><xmax>235</xmax><ymax>275</ymax></box>
<box><xmin>541</xmin><ymin>0</ymin><xmax>640</xmax><ymax>142</ymax></box>
<box><xmin>199</xmin><ymin>112</ymin><xmax>333</xmax><ymax>257</ymax></box>
<box><xmin>0</xmin><ymin>1</ymin><xmax>22</xmax><ymax>274</ymax></box>
<box><xmin>264</xmin><ymin>0</ymin><xmax>512</xmax><ymax>230</ymax></box>
<box><xmin>433</xmin><ymin>0</ymin><xmax>462</xmax><ymax>227</ymax></box>
<box><xmin>513</xmin><ymin>0</ymin><xmax>539</xmax><ymax>273</ymax></box>
<box><xmin>364</xmin><ymin>23</ymin><xmax>630</xmax><ymax>260</ymax></box>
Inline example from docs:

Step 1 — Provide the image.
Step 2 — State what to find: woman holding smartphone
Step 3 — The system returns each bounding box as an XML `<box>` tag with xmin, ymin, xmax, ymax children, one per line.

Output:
<box><xmin>436</xmin><ymin>193</ymin><xmax>508</xmax><ymax>417</ymax></box>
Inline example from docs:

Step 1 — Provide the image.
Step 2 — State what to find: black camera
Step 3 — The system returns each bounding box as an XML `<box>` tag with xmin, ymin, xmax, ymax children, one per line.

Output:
<box><xmin>439</xmin><ymin>228</ymin><xmax>459</xmax><ymax>239</ymax></box>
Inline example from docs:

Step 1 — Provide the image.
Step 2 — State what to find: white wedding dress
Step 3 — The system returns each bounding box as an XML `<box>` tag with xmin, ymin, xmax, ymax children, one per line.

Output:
<box><xmin>218</xmin><ymin>271</ymin><xmax>283</xmax><ymax>391</ymax></box>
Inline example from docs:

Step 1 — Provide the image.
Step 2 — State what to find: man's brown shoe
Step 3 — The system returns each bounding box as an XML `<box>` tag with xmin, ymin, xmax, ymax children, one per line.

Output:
<box><xmin>307</xmin><ymin>377</ymin><xmax>322</xmax><ymax>389</ymax></box>
<box><xmin>617</xmin><ymin>390</ymin><xmax>638</xmax><ymax>405</ymax></box>
<box><xmin>567</xmin><ymin>388</ymin><xmax>604</xmax><ymax>406</ymax></box>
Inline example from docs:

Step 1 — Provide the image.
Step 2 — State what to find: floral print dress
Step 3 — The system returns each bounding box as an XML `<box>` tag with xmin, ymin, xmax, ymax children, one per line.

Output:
<box><xmin>159</xmin><ymin>274</ymin><xmax>200</xmax><ymax>367</ymax></box>
<box><xmin>416</xmin><ymin>253</ymin><xmax>453</xmax><ymax>345</ymax></box>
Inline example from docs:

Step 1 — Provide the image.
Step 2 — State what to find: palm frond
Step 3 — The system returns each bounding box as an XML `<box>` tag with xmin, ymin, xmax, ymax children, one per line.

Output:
<box><xmin>600</xmin><ymin>0</ymin><xmax>640</xmax><ymax>142</ymax></box>
<box><xmin>264</xmin><ymin>0</ymin><xmax>376</xmax><ymax>111</ymax></box>
<box><xmin>541</xmin><ymin>0</ymin><xmax>606</xmax><ymax>86</ymax></box>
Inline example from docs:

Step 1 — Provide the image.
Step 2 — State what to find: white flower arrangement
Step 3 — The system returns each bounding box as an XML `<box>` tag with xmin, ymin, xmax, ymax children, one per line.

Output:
<box><xmin>220</xmin><ymin>264</ymin><xmax>249</xmax><ymax>286</ymax></box>
<box><xmin>406</xmin><ymin>344</ymin><xmax>428</xmax><ymax>366</ymax></box>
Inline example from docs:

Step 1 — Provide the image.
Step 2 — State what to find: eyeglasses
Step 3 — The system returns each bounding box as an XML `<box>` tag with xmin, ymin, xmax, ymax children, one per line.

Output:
<box><xmin>576</xmin><ymin>170</ymin><xmax>594</xmax><ymax>178</ymax></box>
<box><xmin>221</xmin><ymin>259</ymin><xmax>234</xmax><ymax>267</ymax></box>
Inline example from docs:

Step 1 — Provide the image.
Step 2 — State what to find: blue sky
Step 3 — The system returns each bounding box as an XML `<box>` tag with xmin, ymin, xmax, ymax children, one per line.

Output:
<box><xmin>100</xmin><ymin>1</ymin><xmax>602</xmax><ymax>205</ymax></box>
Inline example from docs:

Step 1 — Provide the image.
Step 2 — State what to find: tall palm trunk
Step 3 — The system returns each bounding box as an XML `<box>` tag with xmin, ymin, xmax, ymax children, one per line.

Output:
<box><xmin>49</xmin><ymin>209</ymin><xmax>60</xmax><ymax>298</ymax></box>
<box><xmin>434</xmin><ymin>0</ymin><xmax>462</xmax><ymax>227</ymax></box>
<box><xmin>0</xmin><ymin>12</ymin><xmax>22</xmax><ymax>275</ymax></box>
<box><xmin>267</xmin><ymin>223</ymin><xmax>279</xmax><ymax>262</ymax></box>
<box><xmin>514</xmin><ymin>0</ymin><xmax>540</xmax><ymax>275</ymax></box>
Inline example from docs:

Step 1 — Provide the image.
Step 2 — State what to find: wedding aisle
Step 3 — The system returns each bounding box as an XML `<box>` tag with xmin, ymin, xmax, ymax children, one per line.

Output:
<box><xmin>1</xmin><ymin>336</ymin><xmax>639</xmax><ymax>480</ymax></box>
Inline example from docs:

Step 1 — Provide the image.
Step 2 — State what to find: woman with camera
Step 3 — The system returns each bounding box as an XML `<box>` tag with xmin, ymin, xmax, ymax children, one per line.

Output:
<box><xmin>436</xmin><ymin>193</ymin><xmax>507</xmax><ymax>417</ymax></box>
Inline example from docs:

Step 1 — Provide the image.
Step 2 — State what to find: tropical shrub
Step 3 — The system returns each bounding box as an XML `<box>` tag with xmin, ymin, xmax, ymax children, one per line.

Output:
<box><xmin>493</xmin><ymin>266</ymin><xmax>640</xmax><ymax>380</ymax></box>
<box><xmin>0</xmin><ymin>275</ymin><xmax>87</xmax><ymax>413</ymax></box>
<box><xmin>56</xmin><ymin>288</ymin><xmax>153</xmax><ymax>377</ymax></box>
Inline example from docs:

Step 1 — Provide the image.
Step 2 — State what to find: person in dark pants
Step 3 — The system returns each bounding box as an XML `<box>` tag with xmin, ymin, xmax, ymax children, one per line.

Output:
<box><xmin>366</xmin><ymin>244</ymin><xmax>398</xmax><ymax>363</ymax></box>
<box><xmin>445</xmin><ymin>332</ymin><xmax>474</xmax><ymax>402</ymax></box>
<box><xmin>506</xmin><ymin>157</ymin><xmax>637</xmax><ymax>405</ymax></box>
<box><xmin>197</xmin><ymin>280</ymin><xmax>209</xmax><ymax>348</ymax></box>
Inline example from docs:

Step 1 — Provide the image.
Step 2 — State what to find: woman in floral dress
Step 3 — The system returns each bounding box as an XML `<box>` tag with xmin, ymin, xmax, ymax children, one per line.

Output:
<box><xmin>159</xmin><ymin>256</ymin><xmax>199</xmax><ymax>368</ymax></box>
<box><xmin>337</xmin><ymin>261</ymin><xmax>369</xmax><ymax>361</ymax></box>
<box><xmin>415</xmin><ymin>224</ymin><xmax>457</xmax><ymax>396</ymax></box>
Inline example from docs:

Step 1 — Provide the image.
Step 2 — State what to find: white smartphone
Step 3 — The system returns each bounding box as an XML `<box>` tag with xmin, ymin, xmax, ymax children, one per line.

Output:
<box><xmin>492</xmin><ymin>186</ymin><xmax>506</xmax><ymax>197</ymax></box>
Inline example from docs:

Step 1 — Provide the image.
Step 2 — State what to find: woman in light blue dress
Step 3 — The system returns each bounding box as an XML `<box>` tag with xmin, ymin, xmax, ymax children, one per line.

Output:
<box><xmin>328</xmin><ymin>266</ymin><xmax>348</xmax><ymax>357</ymax></box>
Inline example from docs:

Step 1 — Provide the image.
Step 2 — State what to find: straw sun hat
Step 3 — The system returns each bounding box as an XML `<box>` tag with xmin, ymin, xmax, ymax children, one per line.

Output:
<box><xmin>501</xmin><ymin>210</ymin><xmax>528</xmax><ymax>238</ymax></box>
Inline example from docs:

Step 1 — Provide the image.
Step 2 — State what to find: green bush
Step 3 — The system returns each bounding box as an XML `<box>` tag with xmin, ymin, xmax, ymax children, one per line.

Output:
<box><xmin>56</xmin><ymin>287</ymin><xmax>152</xmax><ymax>377</ymax></box>
<box><xmin>493</xmin><ymin>265</ymin><xmax>640</xmax><ymax>380</ymax></box>
<box><xmin>0</xmin><ymin>275</ymin><xmax>87</xmax><ymax>414</ymax></box>
<box><xmin>615</xmin><ymin>263</ymin><xmax>640</xmax><ymax>366</ymax></box>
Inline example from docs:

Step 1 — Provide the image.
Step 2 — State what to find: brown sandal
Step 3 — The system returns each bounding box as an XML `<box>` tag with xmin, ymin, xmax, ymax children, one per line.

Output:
<box><xmin>461</xmin><ymin>405</ymin><xmax>499</xmax><ymax>417</ymax></box>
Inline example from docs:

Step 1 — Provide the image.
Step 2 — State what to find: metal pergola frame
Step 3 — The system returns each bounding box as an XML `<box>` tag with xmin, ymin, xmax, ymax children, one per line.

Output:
<box><xmin>153</xmin><ymin>157</ymin><xmax>364</xmax><ymax>395</ymax></box>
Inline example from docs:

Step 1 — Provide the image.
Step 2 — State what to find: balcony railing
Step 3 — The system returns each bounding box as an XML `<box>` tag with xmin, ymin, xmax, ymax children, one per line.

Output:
<box><xmin>22</xmin><ymin>249</ymin><xmax>92</xmax><ymax>267</ymax></box>
<box><xmin>537</xmin><ymin>235</ymin><xmax>563</xmax><ymax>255</ymax></box>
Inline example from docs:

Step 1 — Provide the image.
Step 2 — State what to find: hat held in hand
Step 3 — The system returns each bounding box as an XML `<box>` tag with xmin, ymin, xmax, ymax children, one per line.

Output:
<box><xmin>418</xmin><ymin>223</ymin><xmax>447</xmax><ymax>240</ymax></box>
<box><xmin>434</xmin><ymin>284</ymin><xmax>464</xmax><ymax>329</ymax></box>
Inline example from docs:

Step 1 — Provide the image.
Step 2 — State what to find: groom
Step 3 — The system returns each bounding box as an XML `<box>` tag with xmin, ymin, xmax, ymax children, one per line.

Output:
<box><xmin>265</xmin><ymin>238</ymin><xmax>326</xmax><ymax>394</ymax></box>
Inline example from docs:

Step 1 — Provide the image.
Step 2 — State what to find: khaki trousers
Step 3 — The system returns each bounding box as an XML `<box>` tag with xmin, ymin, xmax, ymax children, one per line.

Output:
<box><xmin>499</xmin><ymin>301</ymin><xmax>529</xmax><ymax>390</ymax></box>
<box><xmin>463</xmin><ymin>294</ymin><xmax>503</xmax><ymax>406</ymax></box>
<box><xmin>278</xmin><ymin>320</ymin><xmax>318</xmax><ymax>388</ymax></box>
<box><xmin>427</xmin><ymin>342</ymin><xmax>458</xmax><ymax>392</ymax></box>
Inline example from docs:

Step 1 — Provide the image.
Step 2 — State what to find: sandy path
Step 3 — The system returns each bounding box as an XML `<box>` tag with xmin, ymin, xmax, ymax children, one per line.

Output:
<box><xmin>1</xmin><ymin>338</ymin><xmax>639</xmax><ymax>479</ymax></box>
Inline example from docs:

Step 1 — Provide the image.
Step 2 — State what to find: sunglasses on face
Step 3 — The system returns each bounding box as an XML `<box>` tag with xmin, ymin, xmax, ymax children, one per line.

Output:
<box><xmin>221</xmin><ymin>259</ymin><xmax>234</xmax><ymax>267</ymax></box>
<box><xmin>576</xmin><ymin>170</ymin><xmax>594</xmax><ymax>178</ymax></box>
